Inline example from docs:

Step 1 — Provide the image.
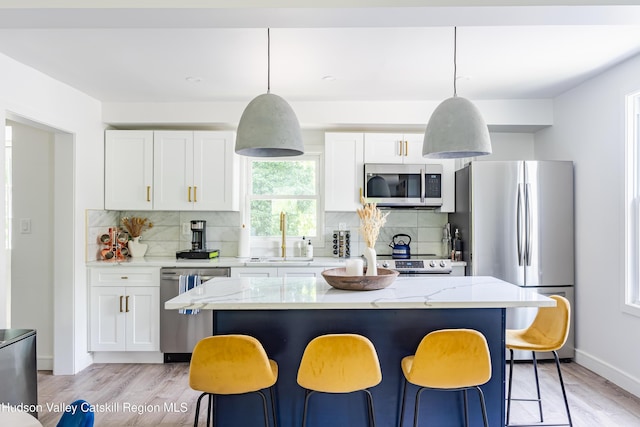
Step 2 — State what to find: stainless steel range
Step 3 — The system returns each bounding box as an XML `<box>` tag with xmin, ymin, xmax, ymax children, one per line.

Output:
<box><xmin>377</xmin><ymin>257</ymin><xmax>452</xmax><ymax>275</ymax></box>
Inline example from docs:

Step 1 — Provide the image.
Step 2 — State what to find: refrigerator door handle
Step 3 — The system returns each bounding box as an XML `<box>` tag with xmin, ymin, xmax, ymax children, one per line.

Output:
<box><xmin>525</xmin><ymin>183</ymin><xmax>532</xmax><ymax>266</ymax></box>
<box><xmin>517</xmin><ymin>183</ymin><xmax>524</xmax><ymax>266</ymax></box>
<box><xmin>420</xmin><ymin>168</ymin><xmax>425</xmax><ymax>203</ymax></box>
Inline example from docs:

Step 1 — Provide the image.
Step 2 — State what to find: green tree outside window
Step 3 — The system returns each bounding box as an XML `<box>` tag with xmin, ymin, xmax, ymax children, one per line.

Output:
<box><xmin>250</xmin><ymin>159</ymin><xmax>318</xmax><ymax>238</ymax></box>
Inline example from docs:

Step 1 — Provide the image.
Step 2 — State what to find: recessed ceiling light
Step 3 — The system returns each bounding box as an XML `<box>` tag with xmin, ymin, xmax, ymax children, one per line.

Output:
<box><xmin>185</xmin><ymin>76</ymin><xmax>203</xmax><ymax>83</ymax></box>
<box><xmin>321</xmin><ymin>75</ymin><xmax>336</xmax><ymax>81</ymax></box>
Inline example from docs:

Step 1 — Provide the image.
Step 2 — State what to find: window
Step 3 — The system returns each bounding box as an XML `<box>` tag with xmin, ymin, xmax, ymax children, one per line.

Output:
<box><xmin>247</xmin><ymin>154</ymin><xmax>322</xmax><ymax>246</ymax></box>
<box><xmin>625</xmin><ymin>91</ymin><xmax>640</xmax><ymax>314</ymax></box>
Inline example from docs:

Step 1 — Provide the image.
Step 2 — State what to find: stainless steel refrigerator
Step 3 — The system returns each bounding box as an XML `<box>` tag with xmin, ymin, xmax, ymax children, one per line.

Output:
<box><xmin>450</xmin><ymin>160</ymin><xmax>574</xmax><ymax>360</ymax></box>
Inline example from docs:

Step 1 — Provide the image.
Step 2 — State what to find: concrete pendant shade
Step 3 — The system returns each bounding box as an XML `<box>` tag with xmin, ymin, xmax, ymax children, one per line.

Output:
<box><xmin>422</xmin><ymin>96</ymin><xmax>492</xmax><ymax>159</ymax></box>
<box><xmin>235</xmin><ymin>93</ymin><xmax>304</xmax><ymax>157</ymax></box>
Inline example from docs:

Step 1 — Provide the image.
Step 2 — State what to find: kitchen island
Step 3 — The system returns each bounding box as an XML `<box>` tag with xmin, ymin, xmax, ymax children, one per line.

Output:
<box><xmin>165</xmin><ymin>276</ymin><xmax>553</xmax><ymax>427</ymax></box>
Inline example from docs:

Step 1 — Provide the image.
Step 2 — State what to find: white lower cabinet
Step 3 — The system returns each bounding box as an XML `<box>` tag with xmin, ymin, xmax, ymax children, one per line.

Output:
<box><xmin>89</xmin><ymin>267</ymin><xmax>160</xmax><ymax>352</ymax></box>
<box><xmin>230</xmin><ymin>267</ymin><xmax>328</xmax><ymax>278</ymax></box>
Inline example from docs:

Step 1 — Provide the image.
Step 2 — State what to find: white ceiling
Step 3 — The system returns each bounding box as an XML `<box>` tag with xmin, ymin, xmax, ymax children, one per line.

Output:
<box><xmin>1</xmin><ymin>3</ymin><xmax>640</xmax><ymax>104</ymax></box>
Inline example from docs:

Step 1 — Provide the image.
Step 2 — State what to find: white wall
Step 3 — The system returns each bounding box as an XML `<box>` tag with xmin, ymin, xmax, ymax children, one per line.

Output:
<box><xmin>9</xmin><ymin>121</ymin><xmax>54</xmax><ymax>369</ymax></box>
<box><xmin>0</xmin><ymin>52</ymin><xmax>104</xmax><ymax>374</ymax></box>
<box><xmin>535</xmin><ymin>53</ymin><xmax>640</xmax><ymax>396</ymax></box>
<box><xmin>479</xmin><ymin>132</ymin><xmax>535</xmax><ymax>161</ymax></box>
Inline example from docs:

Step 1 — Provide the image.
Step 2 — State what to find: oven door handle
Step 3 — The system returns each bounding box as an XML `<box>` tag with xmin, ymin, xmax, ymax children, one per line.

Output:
<box><xmin>160</xmin><ymin>275</ymin><xmax>219</xmax><ymax>282</ymax></box>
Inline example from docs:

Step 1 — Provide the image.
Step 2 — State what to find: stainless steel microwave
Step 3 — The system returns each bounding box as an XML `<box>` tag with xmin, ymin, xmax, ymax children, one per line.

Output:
<box><xmin>363</xmin><ymin>163</ymin><xmax>443</xmax><ymax>207</ymax></box>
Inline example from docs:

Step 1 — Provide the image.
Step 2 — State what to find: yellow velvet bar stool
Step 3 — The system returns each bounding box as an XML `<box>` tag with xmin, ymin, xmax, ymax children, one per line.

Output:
<box><xmin>297</xmin><ymin>334</ymin><xmax>382</xmax><ymax>427</ymax></box>
<box><xmin>505</xmin><ymin>295</ymin><xmax>572</xmax><ymax>427</ymax></box>
<box><xmin>399</xmin><ymin>329</ymin><xmax>492</xmax><ymax>427</ymax></box>
<box><xmin>189</xmin><ymin>334</ymin><xmax>278</xmax><ymax>427</ymax></box>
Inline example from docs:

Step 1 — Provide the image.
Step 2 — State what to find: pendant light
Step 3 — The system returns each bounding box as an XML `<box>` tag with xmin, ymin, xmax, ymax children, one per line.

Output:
<box><xmin>235</xmin><ymin>28</ymin><xmax>304</xmax><ymax>157</ymax></box>
<box><xmin>423</xmin><ymin>27</ymin><xmax>492</xmax><ymax>159</ymax></box>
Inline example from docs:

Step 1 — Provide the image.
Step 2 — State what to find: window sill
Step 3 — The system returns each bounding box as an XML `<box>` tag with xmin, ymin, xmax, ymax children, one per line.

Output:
<box><xmin>622</xmin><ymin>301</ymin><xmax>640</xmax><ymax>318</ymax></box>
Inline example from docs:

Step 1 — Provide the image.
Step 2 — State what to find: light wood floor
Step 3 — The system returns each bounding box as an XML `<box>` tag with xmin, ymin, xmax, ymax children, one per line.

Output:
<box><xmin>36</xmin><ymin>361</ymin><xmax>640</xmax><ymax>426</ymax></box>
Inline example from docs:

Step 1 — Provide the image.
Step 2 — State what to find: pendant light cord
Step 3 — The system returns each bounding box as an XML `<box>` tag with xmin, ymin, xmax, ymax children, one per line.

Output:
<box><xmin>267</xmin><ymin>28</ymin><xmax>271</xmax><ymax>94</ymax></box>
<box><xmin>453</xmin><ymin>26</ymin><xmax>457</xmax><ymax>98</ymax></box>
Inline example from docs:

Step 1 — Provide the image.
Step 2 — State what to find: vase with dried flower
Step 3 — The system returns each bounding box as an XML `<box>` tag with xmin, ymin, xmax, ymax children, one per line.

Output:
<box><xmin>121</xmin><ymin>217</ymin><xmax>153</xmax><ymax>258</ymax></box>
<box><xmin>356</xmin><ymin>200</ymin><xmax>389</xmax><ymax>276</ymax></box>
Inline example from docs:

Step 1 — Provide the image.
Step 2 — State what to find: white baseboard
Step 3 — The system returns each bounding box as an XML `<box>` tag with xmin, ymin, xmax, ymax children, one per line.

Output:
<box><xmin>37</xmin><ymin>356</ymin><xmax>53</xmax><ymax>371</ymax></box>
<box><xmin>575</xmin><ymin>349</ymin><xmax>640</xmax><ymax>398</ymax></box>
<box><xmin>92</xmin><ymin>351</ymin><xmax>164</xmax><ymax>364</ymax></box>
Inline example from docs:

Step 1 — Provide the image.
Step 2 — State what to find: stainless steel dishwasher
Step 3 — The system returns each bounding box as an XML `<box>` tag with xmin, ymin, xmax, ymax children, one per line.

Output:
<box><xmin>160</xmin><ymin>267</ymin><xmax>230</xmax><ymax>362</ymax></box>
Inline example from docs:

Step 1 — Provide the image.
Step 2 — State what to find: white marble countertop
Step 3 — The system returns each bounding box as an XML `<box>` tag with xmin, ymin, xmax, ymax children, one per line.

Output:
<box><xmin>87</xmin><ymin>256</ymin><xmax>467</xmax><ymax>269</ymax></box>
<box><xmin>86</xmin><ymin>256</ymin><xmax>342</xmax><ymax>268</ymax></box>
<box><xmin>164</xmin><ymin>276</ymin><xmax>553</xmax><ymax>310</ymax></box>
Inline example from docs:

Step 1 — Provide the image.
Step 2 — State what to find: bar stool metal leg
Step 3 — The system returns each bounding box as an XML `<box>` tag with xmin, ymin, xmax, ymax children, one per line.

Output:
<box><xmin>553</xmin><ymin>351</ymin><xmax>573</xmax><ymax>427</ymax></box>
<box><xmin>506</xmin><ymin>349</ymin><xmax>515</xmax><ymax>425</ymax></box>
<box><xmin>269</xmin><ymin>385</ymin><xmax>278</xmax><ymax>427</ymax></box>
<box><xmin>398</xmin><ymin>377</ymin><xmax>409</xmax><ymax>427</ymax></box>
<box><xmin>463</xmin><ymin>389</ymin><xmax>469</xmax><ymax>427</ymax></box>
<box><xmin>532</xmin><ymin>351</ymin><xmax>544</xmax><ymax>422</ymax></box>
<box><xmin>505</xmin><ymin>350</ymin><xmax>573</xmax><ymax>427</ymax></box>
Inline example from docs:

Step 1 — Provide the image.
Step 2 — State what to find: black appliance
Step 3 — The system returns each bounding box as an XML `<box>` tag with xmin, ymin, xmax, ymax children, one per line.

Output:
<box><xmin>176</xmin><ymin>220</ymin><xmax>219</xmax><ymax>259</ymax></box>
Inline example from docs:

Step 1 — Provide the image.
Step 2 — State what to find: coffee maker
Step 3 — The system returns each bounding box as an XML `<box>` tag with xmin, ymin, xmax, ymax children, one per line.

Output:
<box><xmin>190</xmin><ymin>220</ymin><xmax>206</xmax><ymax>250</ymax></box>
<box><xmin>176</xmin><ymin>220</ymin><xmax>220</xmax><ymax>259</ymax></box>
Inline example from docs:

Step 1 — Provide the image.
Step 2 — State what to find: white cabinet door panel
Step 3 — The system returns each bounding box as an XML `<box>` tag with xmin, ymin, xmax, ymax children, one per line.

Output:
<box><xmin>90</xmin><ymin>286</ymin><xmax>126</xmax><ymax>352</ymax></box>
<box><xmin>125</xmin><ymin>287</ymin><xmax>160</xmax><ymax>352</ymax></box>
<box><xmin>105</xmin><ymin>130</ymin><xmax>153</xmax><ymax>210</ymax></box>
<box><xmin>153</xmin><ymin>131</ymin><xmax>193</xmax><ymax>210</ymax></box>
<box><xmin>325</xmin><ymin>133</ymin><xmax>364</xmax><ymax>211</ymax></box>
<box><xmin>193</xmin><ymin>131</ymin><xmax>238</xmax><ymax>211</ymax></box>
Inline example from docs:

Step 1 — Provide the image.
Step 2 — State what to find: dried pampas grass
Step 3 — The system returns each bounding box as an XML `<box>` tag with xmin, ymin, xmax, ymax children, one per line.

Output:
<box><xmin>121</xmin><ymin>216</ymin><xmax>153</xmax><ymax>238</ymax></box>
<box><xmin>357</xmin><ymin>198</ymin><xmax>389</xmax><ymax>248</ymax></box>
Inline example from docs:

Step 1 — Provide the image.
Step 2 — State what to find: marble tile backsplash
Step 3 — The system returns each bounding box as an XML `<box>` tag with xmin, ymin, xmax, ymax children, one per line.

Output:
<box><xmin>86</xmin><ymin>209</ymin><xmax>449</xmax><ymax>261</ymax></box>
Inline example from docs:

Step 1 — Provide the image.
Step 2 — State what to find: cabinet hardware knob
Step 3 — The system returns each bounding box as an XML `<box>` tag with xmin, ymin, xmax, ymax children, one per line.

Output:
<box><xmin>119</xmin><ymin>295</ymin><xmax>123</xmax><ymax>313</ymax></box>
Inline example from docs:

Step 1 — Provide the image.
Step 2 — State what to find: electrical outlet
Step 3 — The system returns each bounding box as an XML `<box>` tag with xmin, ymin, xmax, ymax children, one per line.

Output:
<box><xmin>339</xmin><ymin>222</ymin><xmax>347</xmax><ymax>230</ymax></box>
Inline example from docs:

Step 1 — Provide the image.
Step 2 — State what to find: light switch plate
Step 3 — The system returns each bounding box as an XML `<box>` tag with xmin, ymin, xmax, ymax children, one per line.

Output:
<box><xmin>20</xmin><ymin>218</ymin><xmax>31</xmax><ymax>234</ymax></box>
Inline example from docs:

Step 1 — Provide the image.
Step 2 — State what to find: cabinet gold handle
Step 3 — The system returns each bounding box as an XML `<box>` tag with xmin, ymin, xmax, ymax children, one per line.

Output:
<box><xmin>146</xmin><ymin>186</ymin><xmax>151</xmax><ymax>202</ymax></box>
<box><xmin>188</xmin><ymin>186</ymin><xmax>192</xmax><ymax>202</ymax></box>
<box><xmin>120</xmin><ymin>276</ymin><xmax>128</xmax><ymax>280</ymax></box>
<box><xmin>194</xmin><ymin>186</ymin><xmax>197</xmax><ymax>202</ymax></box>
<box><xmin>359</xmin><ymin>187</ymin><xmax>363</xmax><ymax>204</ymax></box>
<box><xmin>119</xmin><ymin>295</ymin><xmax>123</xmax><ymax>313</ymax></box>
<box><xmin>404</xmin><ymin>140</ymin><xmax>408</xmax><ymax>156</ymax></box>
<box><xmin>398</xmin><ymin>140</ymin><xmax>403</xmax><ymax>156</ymax></box>
<box><xmin>125</xmin><ymin>295</ymin><xmax>130</xmax><ymax>313</ymax></box>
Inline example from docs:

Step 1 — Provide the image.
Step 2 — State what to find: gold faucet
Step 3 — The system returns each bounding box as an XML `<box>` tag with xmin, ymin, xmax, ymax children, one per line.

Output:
<box><xmin>279</xmin><ymin>211</ymin><xmax>286</xmax><ymax>258</ymax></box>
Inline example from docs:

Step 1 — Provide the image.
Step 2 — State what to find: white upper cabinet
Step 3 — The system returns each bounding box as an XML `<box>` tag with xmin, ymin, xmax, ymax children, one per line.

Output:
<box><xmin>105</xmin><ymin>130</ymin><xmax>154</xmax><ymax>210</ymax></box>
<box><xmin>153</xmin><ymin>131</ymin><xmax>193</xmax><ymax>210</ymax></box>
<box><xmin>324</xmin><ymin>133</ymin><xmax>364</xmax><ymax>211</ymax></box>
<box><xmin>363</xmin><ymin>133</ymin><xmax>425</xmax><ymax>164</ymax></box>
<box><xmin>105</xmin><ymin>130</ymin><xmax>239</xmax><ymax>211</ymax></box>
<box><xmin>193</xmin><ymin>131</ymin><xmax>239</xmax><ymax>211</ymax></box>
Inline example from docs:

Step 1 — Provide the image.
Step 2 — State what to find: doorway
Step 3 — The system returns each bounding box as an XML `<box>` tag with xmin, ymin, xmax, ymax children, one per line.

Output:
<box><xmin>5</xmin><ymin>116</ymin><xmax>74</xmax><ymax>372</ymax></box>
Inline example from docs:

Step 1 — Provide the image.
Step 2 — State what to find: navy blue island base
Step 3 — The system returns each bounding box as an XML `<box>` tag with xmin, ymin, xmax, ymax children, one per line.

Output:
<box><xmin>210</xmin><ymin>308</ymin><xmax>505</xmax><ymax>427</ymax></box>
